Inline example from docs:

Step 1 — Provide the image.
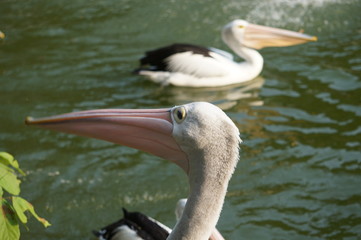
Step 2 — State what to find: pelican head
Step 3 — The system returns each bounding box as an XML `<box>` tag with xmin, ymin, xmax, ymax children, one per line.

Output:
<box><xmin>25</xmin><ymin>102</ymin><xmax>240</xmax><ymax>175</ymax></box>
<box><xmin>222</xmin><ymin>19</ymin><xmax>317</xmax><ymax>50</ymax></box>
<box><xmin>26</xmin><ymin>102</ymin><xmax>241</xmax><ymax>240</ymax></box>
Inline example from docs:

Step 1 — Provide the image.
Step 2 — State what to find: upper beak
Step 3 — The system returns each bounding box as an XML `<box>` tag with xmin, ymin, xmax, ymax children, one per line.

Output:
<box><xmin>243</xmin><ymin>23</ymin><xmax>317</xmax><ymax>49</ymax></box>
<box><xmin>25</xmin><ymin>108</ymin><xmax>189</xmax><ymax>173</ymax></box>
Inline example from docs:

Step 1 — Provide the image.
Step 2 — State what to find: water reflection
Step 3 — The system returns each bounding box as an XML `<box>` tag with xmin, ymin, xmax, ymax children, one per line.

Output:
<box><xmin>154</xmin><ymin>77</ymin><xmax>265</xmax><ymax>110</ymax></box>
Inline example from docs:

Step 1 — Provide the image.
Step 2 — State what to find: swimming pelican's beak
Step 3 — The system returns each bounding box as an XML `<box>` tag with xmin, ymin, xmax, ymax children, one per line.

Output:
<box><xmin>243</xmin><ymin>23</ymin><xmax>317</xmax><ymax>49</ymax></box>
<box><xmin>25</xmin><ymin>108</ymin><xmax>189</xmax><ymax>172</ymax></box>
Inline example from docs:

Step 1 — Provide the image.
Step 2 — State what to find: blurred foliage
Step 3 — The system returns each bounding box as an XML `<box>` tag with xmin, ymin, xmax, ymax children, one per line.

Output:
<box><xmin>0</xmin><ymin>152</ymin><xmax>50</xmax><ymax>240</ymax></box>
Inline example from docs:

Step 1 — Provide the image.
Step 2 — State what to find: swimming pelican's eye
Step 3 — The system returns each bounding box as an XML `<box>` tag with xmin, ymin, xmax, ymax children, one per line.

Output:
<box><xmin>238</xmin><ymin>25</ymin><xmax>245</xmax><ymax>29</ymax></box>
<box><xmin>173</xmin><ymin>106</ymin><xmax>187</xmax><ymax>124</ymax></box>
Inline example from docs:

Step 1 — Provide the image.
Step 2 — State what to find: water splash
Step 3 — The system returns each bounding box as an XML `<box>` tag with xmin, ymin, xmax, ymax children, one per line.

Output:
<box><xmin>243</xmin><ymin>0</ymin><xmax>359</xmax><ymax>32</ymax></box>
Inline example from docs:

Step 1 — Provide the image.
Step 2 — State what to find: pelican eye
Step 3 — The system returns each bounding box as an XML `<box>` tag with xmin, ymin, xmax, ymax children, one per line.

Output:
<box><xmin>173</xmin><ymin>106</ymin><xmax>187</xmax><ymax>124</ymax></box>
<box><xmin>238</xmin><ymin>25</ymin><xmax>245</xmax><ymax>29</ymax></box>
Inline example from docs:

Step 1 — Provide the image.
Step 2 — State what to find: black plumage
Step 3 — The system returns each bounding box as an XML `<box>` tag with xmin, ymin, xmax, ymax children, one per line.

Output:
<box><xmin>137</xmin><ymin>43</ymin><xmax>213</xmax><ymax>72</ymax></box>
<box><xmin>93</xmin><ymin>208</ymin><xmax>169</xmax><ymax>240</ymax></box>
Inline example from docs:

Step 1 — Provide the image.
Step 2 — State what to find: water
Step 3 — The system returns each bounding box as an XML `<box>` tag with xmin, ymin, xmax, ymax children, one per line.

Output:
<box><xmin>1</xmin><ymin>0</ymin><xmax>360</xmax><ymax>239</ymax></box>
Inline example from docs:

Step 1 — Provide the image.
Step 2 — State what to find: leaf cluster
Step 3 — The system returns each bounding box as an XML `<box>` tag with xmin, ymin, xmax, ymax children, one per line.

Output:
<box><xmin>0</xmin><ymin>152</ymin><xmax>51</xmax><ymax>240</ymax></box>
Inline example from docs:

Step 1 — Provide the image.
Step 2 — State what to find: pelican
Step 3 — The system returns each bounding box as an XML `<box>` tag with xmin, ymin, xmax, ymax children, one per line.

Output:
<box><xmin>135</xmin><ymin>19</ymin><xmax>317</xmax><ymax>87</ymax></box>
<box><xmin>26</xmin><ymin>102</ymin><xmax>241</xmax><ymax>239</ymax></box>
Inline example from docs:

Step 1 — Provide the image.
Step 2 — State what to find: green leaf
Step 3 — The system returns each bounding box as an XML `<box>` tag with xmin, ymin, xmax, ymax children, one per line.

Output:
<box><xmin>0</xmin><ymin>152</ymin><xmax>25</xmax><ymax>176</ymax></box>
<box><xmin>0</xmin><ymin>199</ymin><xmax>20</xmax><ymax>240</ymax></box>
<box><xmin>0</xmin><ymin>152</ymin><xmax>13</xmax><ymax>165</ymax></box>
<box><xmin>11</xmin><ymin>197</ymin><xmax>27</xmax><ymax>224</ymax></box>
<box><xmin>0</xmin><ymin>167</ymin><xmax>21</xmax><ymax>196</ymax></box>
<box><xmin>12</xmin><ymin>197</ymin><xmax>51</xmax><ymax>227</ymax></box>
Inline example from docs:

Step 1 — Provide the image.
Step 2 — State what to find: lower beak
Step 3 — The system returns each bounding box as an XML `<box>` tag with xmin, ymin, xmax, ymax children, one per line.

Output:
<box><xmin>25</xmin><ymin>108</ymin><xmax>189</xmax><ymax>172</ymax></box>
<box><xmin>244</xmin><ymin>23</ymin><xmax>317</xmax><ymax>49</ymax></box>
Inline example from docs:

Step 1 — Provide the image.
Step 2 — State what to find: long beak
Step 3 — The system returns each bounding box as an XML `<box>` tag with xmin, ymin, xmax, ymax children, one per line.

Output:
<box><xmin>243</xmin><ymin>23</ymin><xmax>317</xmax><ymax>49</ymax></box>
<box><xmin>25</xmin><ymin>108</ymin><xmax>189</xmax><ymax>172</ymax></box>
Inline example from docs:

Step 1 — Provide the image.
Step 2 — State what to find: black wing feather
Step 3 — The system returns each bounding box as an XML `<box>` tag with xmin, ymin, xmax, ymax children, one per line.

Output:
<box><xmin>93</xmin><ymin>208</ymin><xmax>169</xmax><ymax>240</ymax></box>
<box><xmin>138</xmin><ymin>43</ymin><xmax>213</xmax><ymax>71</ymax></box>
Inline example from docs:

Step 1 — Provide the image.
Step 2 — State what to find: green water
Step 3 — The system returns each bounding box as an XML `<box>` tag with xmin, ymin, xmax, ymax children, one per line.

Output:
<box><xmin>1</xmin><ymin>0</ymin><xmax>360</xmax><ymax>239</ymax></box>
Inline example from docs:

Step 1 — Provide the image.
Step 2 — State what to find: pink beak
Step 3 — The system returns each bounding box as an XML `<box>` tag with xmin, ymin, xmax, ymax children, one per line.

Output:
<box><xmin>243</xmin><ymin>23</ymin><xmax>317</xmax><ymax>49</ymax></box>
<box><xmin>25</xmin><ymin>108</ymin><xmax>189</xmax><ymax>172</ymax></box>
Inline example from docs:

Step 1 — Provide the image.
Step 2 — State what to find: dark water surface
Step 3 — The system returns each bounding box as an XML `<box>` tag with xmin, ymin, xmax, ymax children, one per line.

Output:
<box><xmin>1</xmin><ymin>0</ymin><xmax>360</xmax><ymax>239</ymax></box>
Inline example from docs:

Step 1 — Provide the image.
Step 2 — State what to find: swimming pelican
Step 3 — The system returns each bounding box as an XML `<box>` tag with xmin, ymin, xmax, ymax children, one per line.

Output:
<box><xmin>135</xmin><ymin>19</ymin><xmax>317</xmax><ymax>87</ymax></box>
<box><xmin>26</xmin><ymin>102</ymin><xmax>241</xmax><ymax>239</ymax></box>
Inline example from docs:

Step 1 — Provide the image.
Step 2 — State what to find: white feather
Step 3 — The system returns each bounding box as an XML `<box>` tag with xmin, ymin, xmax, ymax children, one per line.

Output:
<box><xmin>110</xmin><ymin>226</ymin><xmax>143</xmax><ymax>240</ymax></box>
<box><xmin>208</xmin><ymin>47</ymin><xmax>234</xmax><ymax>61</ymax></box>
<box><xmin>165</xmin><ymin>51</ymin><xmax>230</xmax><ymax>78</ymax></box>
